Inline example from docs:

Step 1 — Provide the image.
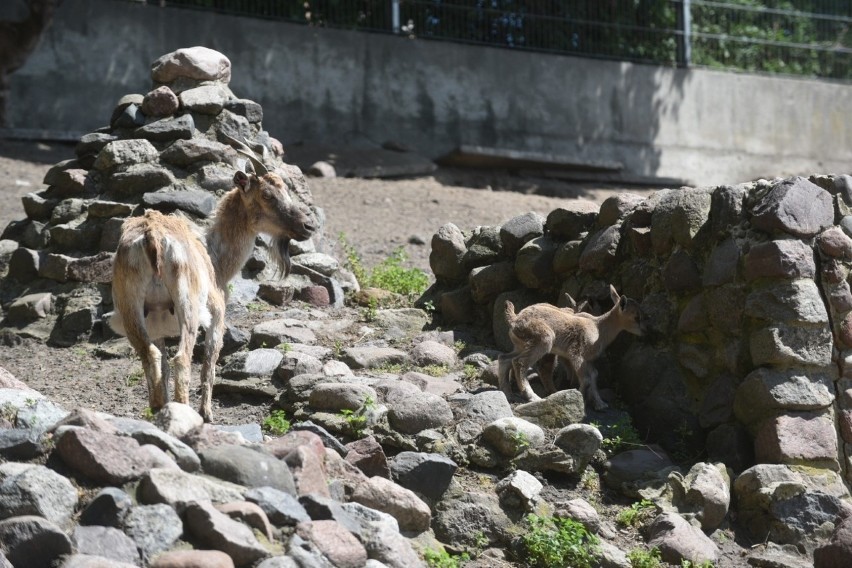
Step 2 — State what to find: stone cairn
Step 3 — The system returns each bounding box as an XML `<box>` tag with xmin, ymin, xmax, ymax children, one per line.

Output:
<box><xmin>0</xmin><ymin>46</ymin><xmax>351</xmax><ymax>346</ymax></box>
<box><xmin>426</xmin><ymin>174</ymin><xmax>852</xmax><ymax>544</ymax></box>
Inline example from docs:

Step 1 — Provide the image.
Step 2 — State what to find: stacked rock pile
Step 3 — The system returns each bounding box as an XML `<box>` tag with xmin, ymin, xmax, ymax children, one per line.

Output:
<box><xmin>425</xmin><ymin>175</ymin><xmax>852</xmax><ymax>508</ymax></box>
<box><xmin>0</xmin><ymin>46</ymin><xmax>351</xmax><ymax>346</ymax></box>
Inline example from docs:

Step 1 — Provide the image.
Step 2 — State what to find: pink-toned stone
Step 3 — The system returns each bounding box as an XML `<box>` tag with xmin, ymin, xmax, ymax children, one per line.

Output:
<box><xmin>829</xmin><ymin>282</ymin><xmax>852</xmax><ymax>313</ymax></box>
<box><xmin>814</xmin><ymin>512</ymin><xmax>852</xmax><ymax>568</ymax></box>
<box><xmin>284</xmin><ymin>446</ymin><xmax>330</xmax><ymax>498</ymax></box>
<box><xmin>298</xmin><ymin>285</ymin><xmax>330</xmax><ymax>307</ymax></box>
<box><xmin>184</xmin><ymin>501</ymin><xmax>268</xmax><ymax>566</ymax></box>
<box><xmin>823</xmin><ymin>258</ymin><xmax>846</xmax><ymax>284</ymax></box>
<box><xmin>150</xmin><ymin>550</ymin><xmax>234</xmax><ymax>568</ymax></box>
<box><xmin>840</xmin><ymin>313</ymin><xmax>852</xmax><ymax>349</ymax></box>
<box><xmin>0</xmin><ymin>366</ymin><xmax>35</xmax><ymax>391</ymax></box>
<box><xmin>215</xmin><ymin>501</ymin><xmax>274</xmax><ymax>541</ymax></box>
<box><xmin>56</xmin><ymin>428</ymin><xmax>155</xmax><ymax>484</ymax></box>
<box><xmin>51</xmin><ymin>408</ymin><xmax>117</xmax><ymax>434</ymax></box>
<box><xmin>151</xmin><ymin>46</ymin><xmax>231</xmax><ymax>85</ymax></box>
<box><xmin>323</xmin><ymin>448</ymin><xmax>369</xmax><ymax>496</ymax></box>
<box><xmin>819</xmin><ymin>227</ymin><xmax>852</xmax><ymax>259</ymax></box>
<box><xmin>296</xmin><ymin>520</ymin><xmax>367</xmax><ymax>568</ymax></box>
<box><xmin>350</xmin><ymin>475</ymin><xmax>431</xmax><ymax>532</ymax></box>
<box><xmin>744</xmin><ymin>239</ymin><xmax>815</xmax><ymax>281</ymax></box>
<box><xmin>755</xmin><ymin>412</ymin><xmax>838</xmax><ymax>466</ymax></box>
<box><xmin>182</xmin><ymin>424</ymin><xmax>246</xmax><ymax>452</ymax></box>
<box><xmin>841</xmin><ymin>410</ymin><xmax>852</xmax><ymax>444</ymax></box>
<box><xmin>263</xmin><ymin>430</ymin><xmax>326</xmax><ymax>462</ymax></box>
<box><xmin>344</xmin><ymin>436</ymin><xmax>390</xmax><ymax>478</ymax></box>
<box><xmin>141</xmin><ymin>86</ymin><xmax>179</xmax><ymax>117</ymax></box>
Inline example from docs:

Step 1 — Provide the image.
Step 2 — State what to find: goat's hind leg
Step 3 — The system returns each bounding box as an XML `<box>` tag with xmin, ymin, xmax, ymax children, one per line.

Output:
<box><xmin>122</xmin><ymin>306</ymin><xmax>167</xmax><ymax>411</ymax></box>
<box><xmin>512</xmin><ymin>343</ymin><xmax>552</xmax><ymax>402</ymax></box>
<box><xmin>199</xmin><ymin>291</ymin><xmax>225</xmax><ymax>422</ymax></box>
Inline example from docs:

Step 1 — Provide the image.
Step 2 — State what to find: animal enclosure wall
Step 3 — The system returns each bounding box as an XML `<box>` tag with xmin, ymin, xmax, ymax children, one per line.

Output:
<box><xmin>6</xmin><ymin>0</ymin><xmax>852</xmax><ymax>186</ymax></box>
<box><xmin>425</xmin><ymin>175</ymin><xmax>852</xmax><ymax>483</ymax></box>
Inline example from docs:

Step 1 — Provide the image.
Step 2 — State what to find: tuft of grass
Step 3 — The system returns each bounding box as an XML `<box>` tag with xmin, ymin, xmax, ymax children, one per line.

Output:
<box><xmin>628</xmin><ymin>547</ymin><xmax>663</xmax><ymax>568</ymax></box>
<box><xmin>340</xmin><ymin>233</ymin><xmax>429</xmax><ymax>297</ymax></box>
<box><xmin>277</xmin><ymin>343</ymin><xmax>292</xmax><ymax>354</ymax></box>
<box><xmin>420</xmin><ymin>364</ymin><xmax>451</xmax><ymax>377</ymax></box>
<box><xmin>141</xmin><ymin>407</ymin><xmax>155</xmax><ymax>421</ymax></box>
<box><xmin>461</xmin><ymin>364</ymin><xmax>479</xmax><ymax>381</ymax></box>
<box><xmin>340</xmin><ymin>395</ymin><xmax>375</xmax><ymax>438</ymax></box>
<box><xmin>521</xmin><ymin>514</ymin><xmax>599</xmax><ymax>568</ymax></box>
<box><xmin>262</xmin><ymin>410</ymin><xmax>291</xmax><ymax>436</ymax></box>
<box><xmin>617</xmin><ymin>499</ymin><xmax>657</xmax><ymax>528</ymax></box>
<box><xmin>126</xmin><ymin>369</ymin><xmax>144</xmax><ymax>388</ymax></box>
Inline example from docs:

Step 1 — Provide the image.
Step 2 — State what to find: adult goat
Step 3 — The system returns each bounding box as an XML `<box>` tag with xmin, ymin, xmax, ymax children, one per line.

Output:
<box><xmin>109</xmin><ymin>149</ymin><xmax>316</xmax><ymax>421</ymax></box>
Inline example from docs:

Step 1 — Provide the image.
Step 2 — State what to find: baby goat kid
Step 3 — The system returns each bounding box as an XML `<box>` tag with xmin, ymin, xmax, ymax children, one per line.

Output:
<box><xmin>109</xmin><ymin>164</ymin><xmax>316</xmax><ymax>421</ymax></box>
<box><xmin>498</xmin><ymin>285</ymin><xmax>643</xmax><ymax>410</ymax></box>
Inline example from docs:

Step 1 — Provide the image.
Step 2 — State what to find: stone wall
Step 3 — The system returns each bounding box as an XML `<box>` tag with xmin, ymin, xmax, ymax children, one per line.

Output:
<box><xmin>425</xmin><ymin>174</ymin><xmax>852</xmax><ymax>484</ymax></box>
<box><xmin>7</xmin><ymin>0</ymin><xmax>852</xmax><ymax>185</ymax></box>
<box><xmin>0</xmin><ymin>47</ymin><xmax>350</xmax><ymax>346</ymax></box>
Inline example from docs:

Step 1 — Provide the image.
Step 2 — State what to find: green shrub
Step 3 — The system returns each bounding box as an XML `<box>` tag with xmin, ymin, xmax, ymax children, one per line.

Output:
<box><xmin>617</xmin><ymin>499</ymin><xmax>657</xmax><ymax>528</ymax></box>
<box><xmin>593</xmin><ymin>413</ymin><xmax>643</xmax><ymax>455</ymax></box>
<box><xmin>423</xmin><ymin>547</ymin><xmax>469</xmax><ymax>568</ymax></box>
<box><xmin>340</xmin><ymin>234</ymin><xmax>429</xmax><ymax>297</ymax></box>
<box><xmin>262</xmin><ymin>410</ymin><xmax>291</xmax><ymax>436</ymax></box>
<box><xmin>521</xmin><ymin>514</ymin><xmax>599</xmax><ymax>568</ymax></box>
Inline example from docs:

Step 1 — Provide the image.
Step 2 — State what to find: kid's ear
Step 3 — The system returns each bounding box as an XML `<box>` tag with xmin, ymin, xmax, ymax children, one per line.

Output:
<box><xmin>234</xmin><ymin>170</ymin><xmax>250</xmax><ymax>190</ymax></box>
<box><xmin>619</xmin><ymin>296</ymin><xmax>627</xmax><ymax>310</ymax></box>
<box><xmin>609</xmin><ymin>284</ymin><xmax>619</xmax><ymax>305</ymax></box>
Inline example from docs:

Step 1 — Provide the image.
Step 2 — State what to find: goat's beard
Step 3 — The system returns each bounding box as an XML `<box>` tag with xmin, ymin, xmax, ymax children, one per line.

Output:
<box><xmin>270</xmin><ymin>237</ymin><xmax>292</xmax><ymax>278</ymax></box>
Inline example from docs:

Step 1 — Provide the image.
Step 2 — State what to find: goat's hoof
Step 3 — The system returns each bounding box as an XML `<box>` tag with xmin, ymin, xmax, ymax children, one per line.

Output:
<box><xmin>592</xmin><ymin>401</ymin><xmax>609</xmax><ymax>411</ymax></box>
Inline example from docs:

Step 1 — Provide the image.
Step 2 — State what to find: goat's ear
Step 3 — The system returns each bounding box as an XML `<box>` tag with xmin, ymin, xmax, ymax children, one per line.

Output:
<box><xmin>560</xmin><ymin>292</ymin><xmax>577</xmax><ymax>309</ymax></box>
<box><xmin>619</xmin><ymin>296</ymin><xmax>627</xmax><ymax>310</ymax></box>
<box><xmin>609</xmin><ymin>284</ymin><xmax>619</xmax><ymax>305</ymax></box>
<box><xmin>234</xmin><ymin>170</ymin><xmax>250</xmax><ymax>191</ymax></box>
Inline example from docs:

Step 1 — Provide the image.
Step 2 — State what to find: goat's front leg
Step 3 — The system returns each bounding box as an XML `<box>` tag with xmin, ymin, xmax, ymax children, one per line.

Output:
<box><xmin>199</xmin><ymin>293</ymin><xmax>225</xmax><ymax>422</ymax></box>
<box><xmin>579</xmin><ymin>361</ymin><xmax>607</xmax><ymax>411</ymax></box>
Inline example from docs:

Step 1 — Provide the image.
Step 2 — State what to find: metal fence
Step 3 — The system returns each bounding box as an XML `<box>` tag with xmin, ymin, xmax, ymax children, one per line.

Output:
<box><xmin>153</xmin><ymin>0</ymin><xmax>852</xmax><ymax>80</ymax></box>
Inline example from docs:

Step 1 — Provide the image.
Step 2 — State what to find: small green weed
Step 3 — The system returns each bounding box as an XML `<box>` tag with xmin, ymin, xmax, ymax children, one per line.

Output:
<box><xmin>126</xmin><ymin>369</ymin><xmax>144</xmax><ymax>388</ymax></box>
<box><xmin>617</xmin><ymin>499</ymin><xmax>657</xmax><ymax>528</ymax></box>
<box><xmin>423</xmin><ymin>547</ymin><xmax>469</xmax><ymax>568</ymax></box>
<box><xmin>512</xmin><ymin>430</ymin><xmax>531</xmax><ymax>453</ymax></box>
<box><xmin>422</xmin><ymin>299</ymin><xmax>436</xmax><ymax>314</ymax></box>
<box><xmin>593</xmin><ymin>414</ymin><xmax>644</xmax><ymax>456</ymax></box>
<box><xmin>521</xmin><ymin>514</ymin><xmax>599</xmax><ymax>568</ymax></box>
<box><xmin>333</xmin><ymin>339</ymin><xmax>345</xmax><ymax>358</ymax></box>
<box><xmin>461</xmin><ymin>364</ymin><xmax>479</xmax><ymax>381</ymax></box>
<box><xmin>420</xmin><ymin>364</ymin><xmax>450</xmax><ymax>377</ymax></box>
<box><xmin>262</xmin><ymin>410</ymin><xmax>291</xmax><ymax>436</ymax></box>
<box><xmin>340</xmin><ymin>396</ymin><xmax>375</xmax><ymax>437</ymax></box>
<box><xmin>141</xmin><ymin>407</ymin><xmax>155</xmax><ymax>421</ymax></box>
<box><xmin>627</xmin><ymin>547</ymin><xmax>663</xmax><ymax>568</ymax></box>
<box><xmin>362</xmin><ymin>297</ymin><xmax>378</xmax><ymax>322</ymax></box>
<box><xmin>681</xmin><ymin>560</ymin><xmax>715</xmax><ymax>568</ymax></box>
<box><xmin>246</xmin><ymin>301</ymin><xmax>266</xmax><ymax>312</ymax></box>
<box><xmin>453</xmin><ymin>340</ymin><xmax>467</xmax><ymax>354</ymax></box>
<box><xmin>277</xmin><ymin>343</ymin><xmax>292</xmax><ymax>354</ymax></box>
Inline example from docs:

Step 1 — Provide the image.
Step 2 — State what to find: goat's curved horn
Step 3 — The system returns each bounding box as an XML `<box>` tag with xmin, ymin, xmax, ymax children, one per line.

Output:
<box><xmin>236</xmin><ymin>149</ymin><xmax>269</xmax><ymax>176</ymax></box>
<box><xmin>222</xmin><ymin>134</ymin><xmax>270</xmax><ymax>176</ymax></box>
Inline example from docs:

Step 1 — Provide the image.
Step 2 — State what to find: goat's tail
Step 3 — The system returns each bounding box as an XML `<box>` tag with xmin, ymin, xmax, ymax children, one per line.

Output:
<box><xmin>143</xmin><ymin>226</ymin><xmax>163</xmax><ymax>278</ymax></box>
<box><xmin>504</xmin><ymin>300</ymin><xmax>518</xmax><ymax>325</ymax></box>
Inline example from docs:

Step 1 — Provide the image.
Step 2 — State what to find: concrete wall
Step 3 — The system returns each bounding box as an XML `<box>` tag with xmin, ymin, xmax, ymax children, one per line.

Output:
<box><xmin>6</xmin><ymin>0</ymin><xmax>852</xmax><ymax>186</ymax></box>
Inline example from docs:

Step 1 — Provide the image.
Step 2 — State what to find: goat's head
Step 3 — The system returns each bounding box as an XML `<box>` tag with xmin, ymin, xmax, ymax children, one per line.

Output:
<box><xmin>609</xmin><ymin>285</ymin><xmax>645</xmax><ymax>336</ymax></box>
<box><xmin>233</xmin><ymin>168</ymin><xmax>317</xmax><ymax>276</ymax></box>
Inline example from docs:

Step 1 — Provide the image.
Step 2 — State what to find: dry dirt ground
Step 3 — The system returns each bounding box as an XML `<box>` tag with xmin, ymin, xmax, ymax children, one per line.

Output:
<box><xmin>0</xmin><ymin>138</ymin><xmax>660</xmax><ymax>426</ymax></box>
<box><xmin>0</xmin><ymin>140</ymin><xmax>758</xmax><ymax>566</ymax></box>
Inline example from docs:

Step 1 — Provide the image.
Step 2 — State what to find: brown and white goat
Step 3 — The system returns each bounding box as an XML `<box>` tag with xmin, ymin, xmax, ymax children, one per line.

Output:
<box><xmin>109</xmin><ymin>159</ymin><xmax>316</xmax><ymax>421</ymax></box>
<box><xmin>498</xmin><ymin>285</ymin><xmax>643</xmax><ymax>410</ymax></box>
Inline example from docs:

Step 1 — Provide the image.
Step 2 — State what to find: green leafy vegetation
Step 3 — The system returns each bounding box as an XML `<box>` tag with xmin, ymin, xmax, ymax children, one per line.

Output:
<box><xmin>593</xmin><ymin>414</ymin><xmax>644</xmax><ymax>456</ymax></box>
<box><xmin>423</xmin><ymin>547</ymin><xmax>469</xmax><ymax>568</ymax></box>
<box><xmin>340</xmin><ymin>395</ymin><xmax>375</xmax><ymax>437</ymax></box>
<box><xmin>617</xmin><ymin>499</ymin><xmax>657</xmax><ymax>528</ymax></box>
<box><xmin>340</xmin><ymin>234</ymin><xmax>429</xmax><ymax>298</ymax></box>
<box><xmin>520</xmin><ymin>514</ymin><xmax>599</xmax><ymax>568</ymax></box>
<box><xmin>262</xmin><ymin>410</ymin><xmax>291</xmax><ymax>436</ymax></box>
